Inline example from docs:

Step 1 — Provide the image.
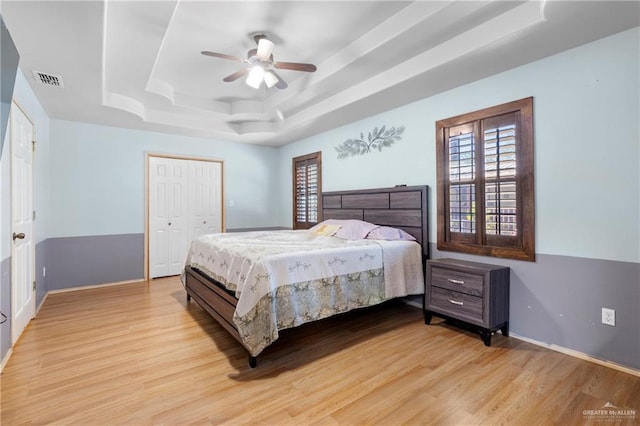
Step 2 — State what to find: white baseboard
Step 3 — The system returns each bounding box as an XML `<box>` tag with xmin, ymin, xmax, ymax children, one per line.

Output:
<box><xmin>36</xmin><ymin>291</ymin><xmax>48</xmax><ymax>315</ymax></box>
<box><xmin>509</xmin><ymin>333</ymin><xmax>640</xmax><ymax>378</ymax></box>
<box><xmin>0</xmin><ymin>347</ymin><xmax>13</xmax><ymax>374</ymax></box>
<box><xmin>47</xmin><ymin>278</ymin><xmax>147</xmax><ymax>294</ymax></box>
<box><xmin>402</xmin><ymin>300</ymin><xmax>639</xmax><ymax>377</ymax></box>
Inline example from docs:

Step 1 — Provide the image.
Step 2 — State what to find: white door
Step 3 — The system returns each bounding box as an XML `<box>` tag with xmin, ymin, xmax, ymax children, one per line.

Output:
<box><xmin>10</xmin><ymin>103</ymin><xmax>35</xmax><ymax>344</ymax></box>
<box><xmin>188</xmin><ymin>160</ymin><xmax>222</xmax><ymax>242</ymax></box>
<box><xmin>148</xmin><ymin>156</ymin><xmax>223</xmax><ymax>279</ymax></box>
<box><xmin>149</xmin><ymin>157</ymin><xmax>188</xmax><ymax>278</ymax></box>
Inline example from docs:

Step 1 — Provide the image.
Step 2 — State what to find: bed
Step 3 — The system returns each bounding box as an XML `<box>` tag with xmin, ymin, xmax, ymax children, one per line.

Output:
<box><xmin>183</xmin><ymin>185</ymin><xmax>429</xmax><ymax>367</ymax></box>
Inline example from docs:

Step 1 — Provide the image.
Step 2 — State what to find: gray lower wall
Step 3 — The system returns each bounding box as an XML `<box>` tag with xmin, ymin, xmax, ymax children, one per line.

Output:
<box><xmin>3</xmin><ymin>233</ymin><xmax>638</xmax><ymax>372</ymax></box>
<box><xmin>1</xmin><ymin>256</ymin><xmax>10</xmax><ymax>363</ymax></box>
<box><xmin>47</xmin><ymin>234</ymin><xmax>144</xmax><ymax>290</ymax></box>
<box><xmin>36</xmin><ymin>240</ymin><xmax>47</xmax><ymax>308</ymax></box>
<box><xmin>44</xmin><ymin>232</ymin><xmax>640</xmax><ymax>370</ymax></box>
<box><xmin>430</xmin><ymin>244</ymin><xmax>640</xmax><ymax>370</ymax></box>
<box><xmin>2</xmin><ymin>234</ymin><xmax>143</xmax><ymax>364</ymax></box>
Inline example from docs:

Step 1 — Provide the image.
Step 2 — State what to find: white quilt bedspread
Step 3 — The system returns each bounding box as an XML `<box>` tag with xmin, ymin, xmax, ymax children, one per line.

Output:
<box><xmin>184</xmin><ymin>230</ymin><xmax>424</xmax><ymax>355</ymax></box>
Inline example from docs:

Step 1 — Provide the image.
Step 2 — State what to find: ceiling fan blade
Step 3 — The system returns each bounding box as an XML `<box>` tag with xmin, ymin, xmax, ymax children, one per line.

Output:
<box><xmin>274</xmin><ymin>62</ymin><xmax>317</xmax><ymax>72</ymax></box>
<box><xmin>223</xmin><ymin>68</ymin><xmax>249</xmax><ymax>82</ymax></box>
<box><xmin>201</xmin><ymin>51</ymin><xmax>245</xmax><ymax>62</ymax></box>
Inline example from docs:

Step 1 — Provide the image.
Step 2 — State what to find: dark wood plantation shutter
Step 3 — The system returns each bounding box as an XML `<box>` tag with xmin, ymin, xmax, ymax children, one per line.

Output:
<box><xmin>446</xmin><ymin>122</ymin><xmax>477</xmax><ymax>243</ymax></box>
<box><xmin>293</xmin><ymin>152</ymin><xmax>322</xmax><ymax>229</ymax></box>
<box><xmin>437</xmin><ymin>97</ymin><xmax>534</xmax><ymax>261</ymax></box>
<box><xmin>483</xmin><ymin>113</ymin><xmax>518</xmax><ymax>243</ymax></box>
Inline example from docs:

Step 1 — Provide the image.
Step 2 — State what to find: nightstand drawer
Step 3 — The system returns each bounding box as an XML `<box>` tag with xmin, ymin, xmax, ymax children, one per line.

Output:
<box><xmin>429</xmin><ymin>287</ymin><xmax>483</xmax><ymax>323</ymax></box>
<box><xmin>430</xmin><ymin>267</ymin><xmax>483</xmax><ymax>297</ymax></box>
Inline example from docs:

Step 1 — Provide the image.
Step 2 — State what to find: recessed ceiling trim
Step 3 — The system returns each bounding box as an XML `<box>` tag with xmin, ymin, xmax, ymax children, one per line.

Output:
<box><xmin>265</xmin><ymin>1</ymin><xmax>452</xmax><ymax>111</ymax></box>
<box><xmin>146</xmin><ymin>78</ymin><xmax>176</xmax><ymax>103</ymax></box>
<box><xmin>282</xmin><ymin>0</ymin><xmax>546</xmax><ymax>131</ymax></box>
<box><xmin>104</xmin><ymin>92</ymin><xmax>146</xmax><ymax>120</ymax></box>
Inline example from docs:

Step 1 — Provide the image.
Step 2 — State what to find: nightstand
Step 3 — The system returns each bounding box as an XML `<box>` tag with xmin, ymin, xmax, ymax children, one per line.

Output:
<box><xmin>425</xmin><ymin>258</ymin><xmax>510</xmax><ymax>346</ymax></box>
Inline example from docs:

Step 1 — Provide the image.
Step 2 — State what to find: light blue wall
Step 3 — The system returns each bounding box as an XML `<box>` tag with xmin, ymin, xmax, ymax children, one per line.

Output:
<box><xmin>277</xmin><ymin>27</ymin><xmax>640</xmax><ymax>370</ymax></box>
<box><xmin>1</xmin><ymin>15</ymin><xmax>19</xmax><ymax>157</ymax></box>
<box><xmin>45</xmin><ymin>120</ymin><xmax>280</xmax><ymax>291</ymax></box>
<box><xmin>49</xmin><ymin>120</ymin><xmax>280</xmax><ymax>238</ymax></box>
<box><xmin>278</xmin><ymin>27</ymin><xmax>640</xmax><ymax>264</ymax></box>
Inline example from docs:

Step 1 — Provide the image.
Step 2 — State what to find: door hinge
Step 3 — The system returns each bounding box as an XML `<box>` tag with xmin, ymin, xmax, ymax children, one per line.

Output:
<box><xmin>32</xmin><ymin>140</ymin><xmax>36</xmax><ymax>152</ymax></box>
<box><xmin>32</xmin><ymin>281</ymin><xmax>36</xmax><ymax>291</ymax></box>
<box><xmin>33</xmin><ymin>210</ymin><xmax>36</xmax><ymax>221</ymax></box>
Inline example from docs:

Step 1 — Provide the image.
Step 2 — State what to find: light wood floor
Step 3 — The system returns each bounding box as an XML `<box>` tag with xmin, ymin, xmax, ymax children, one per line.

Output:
<box><xmin>1</xmin><ymin>277</ymin><xmax>638</xmax><ymax>425</ymax></box>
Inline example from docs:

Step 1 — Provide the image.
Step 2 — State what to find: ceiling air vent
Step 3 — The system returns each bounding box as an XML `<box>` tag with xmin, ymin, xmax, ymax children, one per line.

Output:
<box><xmin>32</xmin><ymin>70</ymin><xmax>64</xmax><ymax>88</ymax></box>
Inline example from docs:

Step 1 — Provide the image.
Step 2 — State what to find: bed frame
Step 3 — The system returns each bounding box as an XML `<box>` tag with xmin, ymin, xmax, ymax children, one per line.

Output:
<box><xmin>184</xmin><ymin>185</ymin><xmax>429</xmax><ymax>367</ymax></box>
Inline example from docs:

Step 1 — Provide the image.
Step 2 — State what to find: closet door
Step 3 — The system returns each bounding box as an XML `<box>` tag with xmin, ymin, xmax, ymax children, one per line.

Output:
<box><xmin>149</xmin><ymin>156</ymin><xmax>223</xmax><ymax>279</ymax></box>
<box><xmin>188</xmin><ymin>160</ymin><xmax>222</xmax><ymax>242</ymax></box>
<box><xmin>149</xmin><ymin>157</ymin><xmax>188</xmax><ymax>278</ymax></box>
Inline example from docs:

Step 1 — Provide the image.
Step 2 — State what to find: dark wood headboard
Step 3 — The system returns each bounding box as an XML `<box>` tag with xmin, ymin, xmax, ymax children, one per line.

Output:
<box><xmin>321</xmin><ymin>185</ymin><xmax>429</xmax><ymax>258</ymax></box>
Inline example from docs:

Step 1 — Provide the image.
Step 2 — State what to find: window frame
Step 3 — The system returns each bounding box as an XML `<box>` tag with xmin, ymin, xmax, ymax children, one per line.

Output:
<box><xmin>292</xmin><ymin>151</ymin><xmax>322</xmax><ymax>230</ymax></box>
<box><xmin>436</xmin><ymin>97</ymin><xmax>535</xmax><ymax>261</ymax></box>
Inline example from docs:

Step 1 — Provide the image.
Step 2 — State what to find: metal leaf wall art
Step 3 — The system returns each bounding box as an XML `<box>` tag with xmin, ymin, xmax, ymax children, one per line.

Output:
<box><xmin>335</xmin><ymin>125</ymin><xmax>405</xmax><ymax>159</ymax></box>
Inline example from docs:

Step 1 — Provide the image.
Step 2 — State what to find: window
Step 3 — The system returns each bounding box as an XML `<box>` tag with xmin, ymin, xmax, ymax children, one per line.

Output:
<box><xmin>293</xmin><ymin>152</ymin><xmax>322</xmax><ymax>229</ymax></box>
<box><xmin>436</xmin><ymin>97</ymin><xmax>534</xmax><ymax>261</ymax></box>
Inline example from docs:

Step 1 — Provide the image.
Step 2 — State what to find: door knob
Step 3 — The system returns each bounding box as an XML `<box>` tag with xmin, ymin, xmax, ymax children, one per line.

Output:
<box><xmin>168</xmin><ymin>222</ymin><xmax>172</xmax><ymax>226</ymax></box>
<box><xmin>12</xmin><ymin>232</ymin><xmax>25</xmax><ymax>241</ymax></box>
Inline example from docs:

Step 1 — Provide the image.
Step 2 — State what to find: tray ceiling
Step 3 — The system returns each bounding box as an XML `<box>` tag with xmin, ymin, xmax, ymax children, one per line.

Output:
<box><xmin>2</xmin><ymin>1</ymin><xmax>638</xmax><ymax>146</ymax></box>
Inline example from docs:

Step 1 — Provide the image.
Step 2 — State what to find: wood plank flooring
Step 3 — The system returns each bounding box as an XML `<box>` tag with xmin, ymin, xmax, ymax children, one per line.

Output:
<box><xmin>1</xmin><ymin>277</ymin><xmax>638</xmax><ymax>425</ymax></box>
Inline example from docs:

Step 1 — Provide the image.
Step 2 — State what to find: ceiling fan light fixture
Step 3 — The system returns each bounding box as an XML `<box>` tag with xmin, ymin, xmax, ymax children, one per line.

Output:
<box><xmin>264</xmin><ymin>70</ymin><xmax>279</xmax><ymax>88</ymax></box>
<box><xmin>256</xmin><ymin>38</ymin><xmax>275</xmax><ymax>61</ymax></box>
<box><xmin>203</xmin><ymin>36</ymin><xmax>314</xmax><ymax>90</ymax></box>
<box><xmin>246</xmin><ymin>66</ymin><xmax>264</xmax><ymax>89</ymax></box>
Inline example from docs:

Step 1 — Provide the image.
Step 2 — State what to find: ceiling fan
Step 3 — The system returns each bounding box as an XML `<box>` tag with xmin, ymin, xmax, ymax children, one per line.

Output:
<box><xmin>201</xmin><ymin>34</ymin><xmax>317</xmax><ymax>90</ymax></box>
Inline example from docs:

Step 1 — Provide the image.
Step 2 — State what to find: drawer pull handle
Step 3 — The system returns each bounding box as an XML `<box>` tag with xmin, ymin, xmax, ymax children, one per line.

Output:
<box><xmin>448</xmin><ymin>299</ymin><xmax>464</xmax><ymax>306</ymax></box>
<box><xmin>448</xmin><ymin>278</ymin><xmax>465</xmax><ymax>285</ymax></box>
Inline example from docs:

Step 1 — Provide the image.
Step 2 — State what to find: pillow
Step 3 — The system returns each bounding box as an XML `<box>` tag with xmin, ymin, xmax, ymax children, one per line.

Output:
<box><xmin>366</xmin><ymin>226</ymin><xmax>417</xmax><ymax>241</ymax></box>
<box><xmin>311</xmin><ymin>223</ymin><xmax>342</xmax><ymax>237</ymax></box>
<box><xmin>332</xmin><ymin>220</ymin><xmax>379</xmax><ymax>240</ymax></box>
<box><xmin>310</xmin><ymin>219</ymin><xmax>340</xmax><ymax>228</ymax></box>
<box><xmin>309</xmin><ymin>219</ymin><xmax>343</xmax><ymax>233</ymax></box>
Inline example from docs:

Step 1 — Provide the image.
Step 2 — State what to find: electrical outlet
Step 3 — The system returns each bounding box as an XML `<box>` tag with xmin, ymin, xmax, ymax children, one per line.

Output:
<box><xmin>602</xmin><ymin>308</ymin><xmax>615</xmax><ymax>326</ymax></box>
